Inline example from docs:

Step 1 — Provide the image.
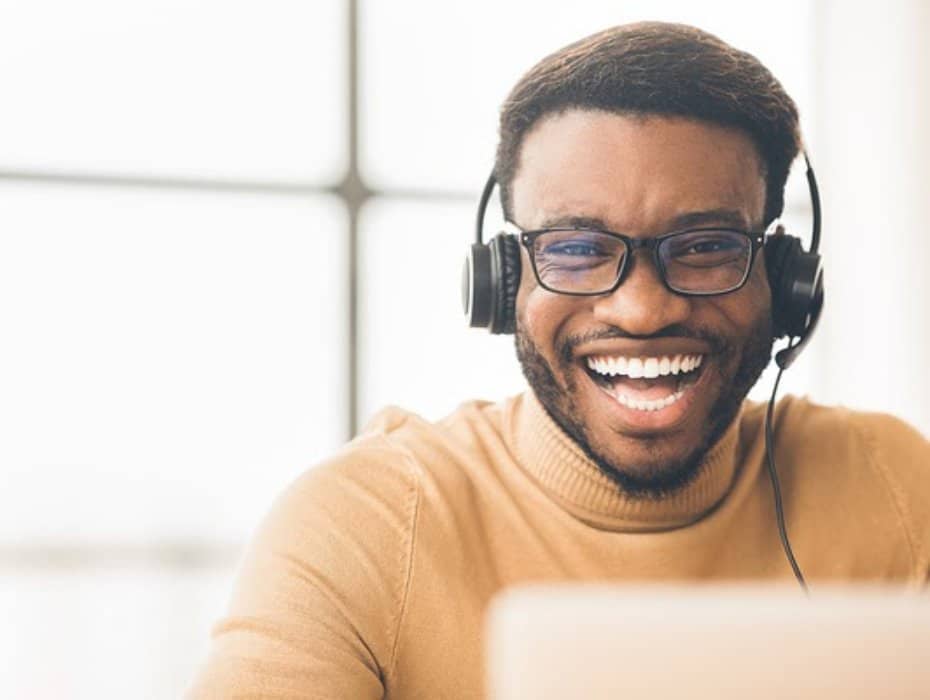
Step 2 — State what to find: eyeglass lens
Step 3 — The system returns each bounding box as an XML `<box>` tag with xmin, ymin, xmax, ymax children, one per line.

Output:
<box><xmin>531</xmin><ymin>229</ymin><xmax>752</xmax><ymax>294</ymax></box>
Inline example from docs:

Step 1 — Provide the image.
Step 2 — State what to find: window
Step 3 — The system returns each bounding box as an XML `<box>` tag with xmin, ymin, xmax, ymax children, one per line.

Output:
<box><xmin>0</xmin><ymin>2</ymin><xmax>817</xmax><ymax>696</ymax></box>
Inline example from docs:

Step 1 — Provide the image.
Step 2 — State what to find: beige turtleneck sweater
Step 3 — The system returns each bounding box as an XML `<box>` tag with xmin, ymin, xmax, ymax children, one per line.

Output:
<box><xmin>187</xmin><ymin>392</ymin><xmax>930</xmax><ymax>699</ymax></box>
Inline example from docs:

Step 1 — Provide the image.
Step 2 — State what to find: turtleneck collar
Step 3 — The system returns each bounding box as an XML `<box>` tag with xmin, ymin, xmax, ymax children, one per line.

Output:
<box><xmin>509</xmin><ymin>390</ymin><xmax>743</xmax><ymax>532</ymax></box>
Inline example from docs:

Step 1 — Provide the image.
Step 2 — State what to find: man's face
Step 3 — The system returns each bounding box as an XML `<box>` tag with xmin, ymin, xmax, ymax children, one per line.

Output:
<box><xmin>512</xmin><ymin>110</ymin><xmax>774</xmax><ymax>497</ymax></box>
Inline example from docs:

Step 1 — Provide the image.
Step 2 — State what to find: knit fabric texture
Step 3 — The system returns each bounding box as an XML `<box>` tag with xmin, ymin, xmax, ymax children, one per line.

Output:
<box><xmin>188</xmin><ymin>392</ymin><xmax>930</xmax><ymax>699</ymax></box>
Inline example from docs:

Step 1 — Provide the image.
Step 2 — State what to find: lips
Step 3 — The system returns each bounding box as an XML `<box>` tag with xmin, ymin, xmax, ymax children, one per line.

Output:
<box><xmin>576</xmin><ymin>346</ymin><xmax>713</xmax><ymax>432</ymax></box>
<box><xmin>585</xmin><ymin>353</ymin><xmax>705</xmax><ymax>410</ymax></box>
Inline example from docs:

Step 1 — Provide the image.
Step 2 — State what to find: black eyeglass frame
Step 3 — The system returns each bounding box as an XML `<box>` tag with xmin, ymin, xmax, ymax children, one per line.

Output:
<box><xmin>511</xmin><ymin>222</ymin><xmax>770</xmax><ymax>297</ymax></box>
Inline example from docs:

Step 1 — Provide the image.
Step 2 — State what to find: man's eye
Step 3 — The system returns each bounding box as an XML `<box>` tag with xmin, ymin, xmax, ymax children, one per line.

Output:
<box><xmin>682</xmin><ymin>238</ymin><xmax>741</xmax><ymax>254</ymax></box>
<box><xmin>545</xmin><ymin>241</ymin><xmax>604</xmax><ymax>257</ymax></box>
<box><xmin>666</xmin><ymin>232</ymin><xmax>748</xmax><ymax>265</ymax></box>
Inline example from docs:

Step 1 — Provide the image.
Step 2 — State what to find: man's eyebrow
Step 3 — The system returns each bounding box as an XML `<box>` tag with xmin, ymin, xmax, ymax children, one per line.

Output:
<box><xmin>667</xmin><ymin>209</ymin><xmax>751</xmax><ymax>231</ymax></box>
<box><xmin>537</xmin><ymin>214</ymin><xmax>612</xmax><ymax>230</ymax></box>
<box><xmin>537</xmin><ymin>209</ymin><xmax>752</xmax><ymax>232</ymax></box>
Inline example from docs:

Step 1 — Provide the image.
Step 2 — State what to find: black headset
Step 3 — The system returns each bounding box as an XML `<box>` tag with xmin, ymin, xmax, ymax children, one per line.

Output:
<box><xmin>462</xmin><ymin>154</ymin><xmax>824</xmax><ymax>371</ymax></box>
<box><xmin>462</xmin><ymin>152</ymin><xmax>826</xmax><ymax>592</ymax></box>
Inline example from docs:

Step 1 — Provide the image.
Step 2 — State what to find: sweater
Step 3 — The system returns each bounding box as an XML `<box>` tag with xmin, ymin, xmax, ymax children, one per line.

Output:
<box><xmin>187</xmin><ymin>392</ymin><xmax>930</xmax><ymax>699</ymax></box>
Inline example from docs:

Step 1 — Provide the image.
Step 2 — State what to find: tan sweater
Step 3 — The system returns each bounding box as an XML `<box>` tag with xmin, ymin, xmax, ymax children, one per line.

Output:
<box><xmin>188</xmin><ymin>392</ymin><xmax>930</xmax><ymax>699</ymax></box>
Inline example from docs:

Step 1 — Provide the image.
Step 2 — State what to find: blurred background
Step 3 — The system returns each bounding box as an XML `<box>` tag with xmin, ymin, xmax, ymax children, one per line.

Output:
<box><xmin>1</xmin><ymin>1</ymin><xmax>928</xmax><ymax>697</ymax></box>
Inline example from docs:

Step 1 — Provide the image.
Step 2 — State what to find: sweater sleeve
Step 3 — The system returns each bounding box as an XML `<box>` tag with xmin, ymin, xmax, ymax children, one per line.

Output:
<box><xmin>186</xmin><ymin>442</ymin><xmax>420</xmax><ymax>699</ymax></box>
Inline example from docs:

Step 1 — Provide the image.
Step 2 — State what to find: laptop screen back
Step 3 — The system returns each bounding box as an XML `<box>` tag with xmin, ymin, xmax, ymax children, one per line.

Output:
<box><xmin>486</xmin><ymin>585</ymin><xmax>930</xmax><ymax>700</ymax></box>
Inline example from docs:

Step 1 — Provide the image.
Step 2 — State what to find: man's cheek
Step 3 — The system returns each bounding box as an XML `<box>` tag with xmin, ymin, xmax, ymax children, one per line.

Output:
<box><xmin>745</xmin><ymin>264</ymin><xmax>774</xmax><ymax>317</ymax></box>
<box><xmin>714</xmin><ymin>275</ymin><xmax>771</xmax><ymax>340</ymax></box>
<box><xmin>521</xmin><ymin>290</ymin><xmax>566</xmax><ymax>352</ymax></box>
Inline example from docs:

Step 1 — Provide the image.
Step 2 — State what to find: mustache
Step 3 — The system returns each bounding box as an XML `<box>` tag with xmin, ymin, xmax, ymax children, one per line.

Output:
<box><xmin>558</xmin><ymin>324</ymin><xmax>731</xmax><ymax>366</ymax></box>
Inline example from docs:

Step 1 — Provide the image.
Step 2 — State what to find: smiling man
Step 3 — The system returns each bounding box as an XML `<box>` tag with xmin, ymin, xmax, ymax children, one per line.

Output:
<box><xmin>189</xmin><ymin>22</ymin><xmax>930</xmax><ymax>700</ymax></box>
<box><xmin>511</xmin><ymin>114</ymin><xmax>774</xmax><ymax>499</ymax></box>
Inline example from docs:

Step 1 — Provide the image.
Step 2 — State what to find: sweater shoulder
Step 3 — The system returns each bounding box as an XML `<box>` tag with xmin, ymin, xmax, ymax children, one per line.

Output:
<box><xmin>296</xmin><ymin>398</ymin><xmax>502</xmax><ymax>498</ymax></box>
<box><xmin>775</xmin><ymin>395</ymin><xmax>930</xmax><ymax>488</ymax></box>
<box><xmin>765</xmin><ymin>396</ymin><xmax>930</xmax><ymax>575</ymax></box>
<box><xmin>355</xmin><ymin>397</ymin><xmax>516</xmax><ymax>480</ymax></box>
<box><xmin>189</xmin><ymin>412</ymin><xmax>434</xmax><ymax>697</ymax></box>
<box><xmin>747</xmin><ymin>394</ymin><xmax>929</xmax><ymax>464</ymax></box>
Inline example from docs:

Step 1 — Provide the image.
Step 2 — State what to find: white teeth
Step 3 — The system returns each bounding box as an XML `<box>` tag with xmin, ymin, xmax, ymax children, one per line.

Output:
<box><xmin>586</xmin><ymin>353</ymin><xmax>704</xmax><ymax>378</ymax></box>
<box><xmin>643</xmin><ymin>358</ymin><xmax>659</xmax><ymax>379</ymax></box>
<box><xmin>615</xmin><ymin>389</ymin><xmax>686</xmax><ymax>411</ymax></box>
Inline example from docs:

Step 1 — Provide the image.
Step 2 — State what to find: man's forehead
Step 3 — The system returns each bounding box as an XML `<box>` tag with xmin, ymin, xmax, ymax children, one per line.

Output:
<box><xmin>512</xmin><ymin>109</ymin><xmax>766</xmax><ymax>231</ymax></box>
<box><xmin>517</xmin><ymin>109</ymin><xmax>764</xmax><ymax>176</ymax></box>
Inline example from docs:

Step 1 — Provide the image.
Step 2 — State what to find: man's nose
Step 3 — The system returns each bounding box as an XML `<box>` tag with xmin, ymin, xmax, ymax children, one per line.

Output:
<box><xmin>591</xmin><ymin>250</ymin><xmax>692</xmax><ymax>335</ymax></box>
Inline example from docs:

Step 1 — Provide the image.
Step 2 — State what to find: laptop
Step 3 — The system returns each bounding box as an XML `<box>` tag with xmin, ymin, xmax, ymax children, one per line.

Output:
<box><xmin>486</xmin><ymin>585</ymin><xmax>930</xmax><ymax>699</ymax></box>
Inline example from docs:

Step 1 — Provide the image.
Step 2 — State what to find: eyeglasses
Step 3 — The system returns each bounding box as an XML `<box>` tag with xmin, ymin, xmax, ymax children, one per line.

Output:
<box><xmin>511</xmin><ymin>220</ymin><xmax>772</xmax><ymax>296</ymax></box>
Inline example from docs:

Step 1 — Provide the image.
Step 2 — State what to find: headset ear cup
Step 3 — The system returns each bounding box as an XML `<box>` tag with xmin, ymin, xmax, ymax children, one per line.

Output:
<box><xmin>463</xmin><ymin>243</ymin><xmax>492</xmax><ymax>329</ymax></box>
<box><xmin>765</xmin><ymin>234</ymin><xmax>823</xmax><ymax>340</ymax></box>
<box><xmin>781</xmin><ymin>250</ymin><xmax>823</xmax><ymax>338</ymax></box>
<box><xmin>489</xmin><ymin>233</ymin><xmax>521</xmax><ymax>334</ymax></box>
<box><xmin>765</xmin><ymin>234</ymin><xmax>798</xmax><ymax>339</ymax></box>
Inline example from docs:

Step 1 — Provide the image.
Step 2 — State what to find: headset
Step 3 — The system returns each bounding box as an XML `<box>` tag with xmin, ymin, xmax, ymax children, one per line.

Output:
<box><xmin>462</xmin><ymin>152</ymin><xmax>825</xmax><ymax>592</ymax></box>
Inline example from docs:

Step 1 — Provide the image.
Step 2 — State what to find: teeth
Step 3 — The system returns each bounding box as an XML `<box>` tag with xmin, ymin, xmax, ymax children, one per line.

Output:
<box><xmin>586</xmin><ymin>353</ymin><xmax>705</xmax><ymax>378</ymax></box>
<box><xmin>615</xmin><ymin>389</ymin><xmax>686</xmax><ymax>411</ymax></box>
<box><xmin>659</xmin><ymin>357</ymin><xmax>670</xmax><ymax>375</ymax></box>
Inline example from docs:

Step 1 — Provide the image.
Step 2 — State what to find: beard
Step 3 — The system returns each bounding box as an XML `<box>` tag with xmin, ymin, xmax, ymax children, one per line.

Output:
<box><xmin>515</xmin><ymin>314</ymin><xmax>774</xmax><ymax>500</ymax></box>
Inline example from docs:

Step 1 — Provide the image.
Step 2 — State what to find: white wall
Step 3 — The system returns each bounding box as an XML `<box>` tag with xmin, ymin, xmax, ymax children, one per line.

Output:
<box><xmin>813</xmin><ymin>0</ymin><xmax>930</xmax><ymax>434</ymax></box>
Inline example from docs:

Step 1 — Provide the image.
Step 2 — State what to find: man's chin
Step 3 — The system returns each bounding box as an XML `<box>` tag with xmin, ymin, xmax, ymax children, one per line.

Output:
<box><xmin>526</xmin><ymin>368</ymin><xmax>724</xmax><ymax>499</ymax></box>
<box><xmin>555</xmin><ymin>356</ymin><xmax>727</xmax><ymax>497</ymax></box>
<box><xmin>515</xmin><ymin>314</ymin><xmax>774</xmax><ymax>501</ymax></box>
<box><xmin>578</xmin><ymin>427</ymin><xmax>717</xmax><ymax>498</ymax></box>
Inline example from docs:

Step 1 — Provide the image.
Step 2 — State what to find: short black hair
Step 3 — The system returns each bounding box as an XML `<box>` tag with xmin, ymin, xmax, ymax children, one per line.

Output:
<box><xmin>496</xmin><ymin>22</ymin><xmax>801</xmax><ymax>225</ymax></box>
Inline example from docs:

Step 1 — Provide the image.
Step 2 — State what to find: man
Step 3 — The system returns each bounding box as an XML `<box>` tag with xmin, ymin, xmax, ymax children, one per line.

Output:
<box><xmin>189</xmin><ymin>22</ymin><xmax>930</xmax><ymax>699</ymax></box>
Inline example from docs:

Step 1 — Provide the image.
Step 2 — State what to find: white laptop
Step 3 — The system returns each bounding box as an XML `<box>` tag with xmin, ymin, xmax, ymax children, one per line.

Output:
<box><xmin>486</xmin><ymin>585</ymin><xmax>930</xmax><ymax>700</ymax></box>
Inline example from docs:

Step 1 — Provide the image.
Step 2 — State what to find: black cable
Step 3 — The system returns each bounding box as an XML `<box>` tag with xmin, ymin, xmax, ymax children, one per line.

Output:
<box><xmin>764</xmin><ymin>342</ymin><xmax>809</xmax><ymax>594</ymax></box>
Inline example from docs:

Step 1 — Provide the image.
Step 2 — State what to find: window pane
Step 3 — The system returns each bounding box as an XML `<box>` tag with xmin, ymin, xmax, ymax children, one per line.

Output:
<box><xmin>0</xmin><ymin>0</ymin><xmax>345</xmax><ymax>182</ymax></box>
<box><xmin>358</xmin><ymin>198</ymin><xmax>526</xmax><ymax>426</ymax></box>
<box><xmin>0</xmin><ymin>183</ymin><xmax>348</xmax><ymax>543</ymax></box>
<box><xmin>361</xmin><ymin>0</ymin><xmax>813</xmax><ymax>192</ymax></box>
<box><xmin>0</xmin><ymin>568</ymin><xmax>233</xmax><ymax>700</ymax></box>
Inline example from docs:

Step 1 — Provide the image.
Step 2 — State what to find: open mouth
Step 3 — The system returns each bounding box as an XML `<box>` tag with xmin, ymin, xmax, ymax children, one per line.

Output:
<box><xmin>583</xmin><ymin>353</ymin><xmax>706</xmax><ymax>412</ymax></box>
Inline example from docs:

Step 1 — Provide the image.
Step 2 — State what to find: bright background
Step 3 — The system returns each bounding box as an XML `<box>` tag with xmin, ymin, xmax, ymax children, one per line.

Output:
<box><xmin>1</xmin><ymin>1</ymin><xmax>928</xmax><ymax>697</ymax></box>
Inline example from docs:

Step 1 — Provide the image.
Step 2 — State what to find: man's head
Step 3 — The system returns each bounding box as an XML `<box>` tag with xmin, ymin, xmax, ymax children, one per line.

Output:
<box><xmin>497</xmin><ymin>22</ymin><xmax>801</xmax><ymax>225</ymax></box>
<box><xmin>499</xmin><ymin>23</ymin><xmax>801</xmax><ymax>498</ymax></box>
